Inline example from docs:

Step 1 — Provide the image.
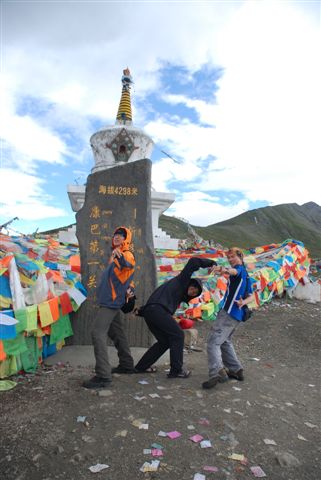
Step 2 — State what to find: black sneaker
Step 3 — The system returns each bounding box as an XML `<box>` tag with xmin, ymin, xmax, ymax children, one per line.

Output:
<box><xmin>111</xmin><ymin>366</ymin><xmax>136</xmax><ymax>374</ymax></box>
<box><xmin>202</xmin><ymin>368</ymin><xmax>228</xmax><ymax>389</ymax></box>
<box><xmin>227</xmin><ymin>368</ymin><xmax>244</xmax><ymax>381</ymax></box>
<box><xmin>82</xmin><ymin>376</ymin><xmax>112</xmax><ymax>389</ymax></box>
<box><xmin>167</xmin><ymin>369</ymin><xmax>191</xmax><ymax>379</ymax></box>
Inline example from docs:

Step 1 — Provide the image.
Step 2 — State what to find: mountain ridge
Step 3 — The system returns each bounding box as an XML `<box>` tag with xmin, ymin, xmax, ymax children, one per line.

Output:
<box><xmin>159</xmin><ymin>202</ymin><xmax>321</xmax><ymax>258</ymax></box>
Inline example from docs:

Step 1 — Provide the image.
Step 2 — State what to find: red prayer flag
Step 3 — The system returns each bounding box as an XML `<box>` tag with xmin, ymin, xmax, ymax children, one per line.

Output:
<box><xmin>59</xmin><ymin>292</ymin><xmax>73</xmax><ymax>315</ymax></box>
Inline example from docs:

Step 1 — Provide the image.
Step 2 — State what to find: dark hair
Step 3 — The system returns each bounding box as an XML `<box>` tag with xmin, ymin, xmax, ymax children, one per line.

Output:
<box><xmin>114</xmin><ymin>228</ymin><xmax>127</xmax><ymax>239</ymax></box>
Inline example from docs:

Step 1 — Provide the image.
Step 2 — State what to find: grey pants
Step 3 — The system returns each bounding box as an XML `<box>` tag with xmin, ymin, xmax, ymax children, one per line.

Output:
<box><xmin>207</xmin><ymin>309</ymin><xmax>243</xmax><ymax>378</ymax></box>
<box><xmin>91</xmin><ymin>306</ymin><xmax>134</xmax><ymax>379</ymax></box>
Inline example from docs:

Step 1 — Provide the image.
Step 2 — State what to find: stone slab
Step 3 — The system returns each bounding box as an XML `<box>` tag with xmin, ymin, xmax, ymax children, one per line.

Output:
<box><xmin>44</xmin><ymin>346</ymin><xmax>169</xmax><ymax>368</ymax></box>
<box><xmin>73</xmin><ymin>159</ymin><xmax>156</xmax><ymax>346</ymax></box>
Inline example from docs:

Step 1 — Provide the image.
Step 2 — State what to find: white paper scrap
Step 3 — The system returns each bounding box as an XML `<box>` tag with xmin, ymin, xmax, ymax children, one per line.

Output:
<box><xmin>89</xmin><ymin>463</ymin><xmax>109</xmax><ymax>473</ymax></box>
<box><xmin>200</xmin><ymin>440</ymin><xmax>212</xmax><ymax>448</ymax></box>
<box><xmin>263</xmin><ymin>438</ymin><xmax>277</xmax><ymax>445</ymax></box>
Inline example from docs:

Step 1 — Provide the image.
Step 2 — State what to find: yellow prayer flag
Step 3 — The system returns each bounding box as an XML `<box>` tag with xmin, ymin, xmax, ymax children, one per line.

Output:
<box><xmin>38</xmin><ymin>301</ymin><xmax>54</xmax><ymax>327</ymax></box>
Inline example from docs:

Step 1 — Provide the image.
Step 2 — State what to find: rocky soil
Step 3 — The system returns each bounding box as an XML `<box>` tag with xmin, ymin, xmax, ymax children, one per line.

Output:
<box><xmin>1</xmin><ymin>298</ymin><xmax>320</xmax><ymax>480</ymax></box>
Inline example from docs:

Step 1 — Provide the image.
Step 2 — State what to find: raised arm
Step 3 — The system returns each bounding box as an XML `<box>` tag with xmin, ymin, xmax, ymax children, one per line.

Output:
<box><xmin>177</xmin><ymin>257</ymin><xmax>217</xmax><ymax>284</ymax></box>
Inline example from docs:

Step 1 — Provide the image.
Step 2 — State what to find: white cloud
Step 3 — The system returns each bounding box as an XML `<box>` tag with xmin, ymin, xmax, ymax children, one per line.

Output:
<box><xmin>1</xmin><ymin>0</ymin><xmax>320</xmax><ymax>231</ymax></box>
<box><xmin>150</xmin><ymin>1</ymin><xmax>321</xmax><ymax>210</ymax></box>
<box><xmin>168</xmin><ymin>192</ymin><xmax>249</xmax><ymax>226</ymax></box>
<box><xmin>0</xmin><ymin>169</ymin><xmax>66</xmax><ymax>221</ymax></box>
<box><xmin>162</xmin><ymin>94</ymin><xmax>217</xmax><ymax>126</ymax></box>
<box><xmin>0</xmin><ymin>75</ymin><xmax>68</xmax><ymax>172</ymax></box>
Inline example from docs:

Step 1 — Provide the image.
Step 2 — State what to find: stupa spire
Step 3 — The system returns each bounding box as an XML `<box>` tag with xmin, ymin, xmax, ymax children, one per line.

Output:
<box><xmin>116</xmin><ymin>68</ymin><xmax>133</xmax><ymax>124</ymax></box>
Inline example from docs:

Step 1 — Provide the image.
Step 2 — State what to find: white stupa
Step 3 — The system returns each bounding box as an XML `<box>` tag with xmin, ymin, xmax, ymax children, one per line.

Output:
<box><xmin>64</xmin><ymin>68</ymin><xmax>179</xmax><ymax>249</ymax></box>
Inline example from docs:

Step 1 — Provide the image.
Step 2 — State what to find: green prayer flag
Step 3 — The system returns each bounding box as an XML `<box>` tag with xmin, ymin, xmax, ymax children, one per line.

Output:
<box><xmin>14</xmin><ymin>308</ymin><xmax>28</xmax><ymax>333</ymax></box>
<box><xmin>0</xmin><ymin>355</ymin><xmax>18</xmax><ymax>379</ymax></box>
<box><xmin>50</xmin><ymin>314</ymin><xmax>73</xmax><ymax>345</ymax></box>
<box><xmin>20</xmin><ymin>336</ymin><xmax>41</xmax><ymax>373</ymax></box>
<box><xmin>3</xmin><ymin>333</ymin><xmax>28</xmax><ymax>356</ymax></box>
<box><xmin>0</xmin><ymin>379</ymin><xmax>17</xmax><ymax>391</ymax></box>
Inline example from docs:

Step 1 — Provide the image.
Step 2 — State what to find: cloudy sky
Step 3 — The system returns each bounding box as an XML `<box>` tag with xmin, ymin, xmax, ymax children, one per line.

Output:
<box><xmin>1</xmin><ymin>0</ymin><xmax>320</xmax><ymax>235</ymax></box>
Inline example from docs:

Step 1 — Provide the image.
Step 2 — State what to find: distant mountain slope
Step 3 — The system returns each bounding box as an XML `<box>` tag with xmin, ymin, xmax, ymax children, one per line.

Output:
<box><xmin>159</xmin><ymin>202</ymin><xmax>321</xmax><ymax>258</ymax></box>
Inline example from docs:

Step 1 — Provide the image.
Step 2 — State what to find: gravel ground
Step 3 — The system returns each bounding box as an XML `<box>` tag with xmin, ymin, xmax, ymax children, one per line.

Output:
<box><xmin>1</xmin><ymin>298</ymin><xmax>320</xmax><ymax>480</ymax></box>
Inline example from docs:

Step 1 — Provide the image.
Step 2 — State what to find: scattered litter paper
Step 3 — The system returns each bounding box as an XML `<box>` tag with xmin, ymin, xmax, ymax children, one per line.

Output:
<box><xmin>224</xmin><ymin>408</ymin><xmax>231</xmax><ymax>413</ymax></box>
<box><xmin>167</xmin><ymin>431</ymin><xmax>182</xmax><ymax>439</ymax></box>
<box><xmin>134</xmin><ymin>395</ymin><xmax>146</xmax><ymax>401</ymax></box>
<box><xmin>158</xmin><ymin>430</ymin><xmax>167</xmax><ymax>437</ymax></box>
<box><xmin>156</xmin><ymin>385</ymin><xmax>166</xmax><ymax>390</ymax></box>
<box><xmin>232</xmin><ymin>386</ymin><xmax>242</xmax><ymax>391</ymax></box>
<box><xmin>250</xmin><ymin>465</ymin><xmax>266</xmax><ymax>477</ymax></box>
<box><xmin>193</xmin><ymin>474</ymin><xmax>206</xmax><ymax>480</ymax></box>
<box><xmin>200</xmin><ymin>440</ymin><xmax>212</xmax><ymax>448</ymax></box>
<box><xmin>264</xmin><ymin>438</ymin><xmax>277</xmax><ymax>445</ymax></box>
<box><xmin>285</xmin><ymin>402</ymin><xmax>294</xmax><ymax>406</ymax></box>
<box><xmin>199</xmin><ymin>418</ymin><xmax>210</xmax><ymax>426</ymax></box>
<box><xmin>149</xmin><ymin>393</ymin><xmax>160</xmax><ymax>398</ymax></box>
<box><xmin>308</xmin><ymin>384</ymin><xmax>315</xmax><ymax>387</ymax></box>
<box><xmin>187</xmin><ymin>425</ymin><xmax>195</xmax><ymax>430</ymax></box>
<box><xmin>140</xmin><ymin>460</ymin><xmax>160</xmax><ymax>472</ymax></box>
<box><xmin>298</xmin><ymin>434</ymin><xmax>308</xmax><ymax>441</ymax></box>
<box><xmin>143</xmin><ymin>449</ymin><xmax>151</xmax><ymax>454</ymax></box>
<box><xmin>163</xmin><ymin>395</ymin><xmax>173</xmax><ymax>399</ymax></box>
<box><xmin>235</xmin><ymin>411</ymin><xmax>244</xmax><ymax>416</ymax></box>
<box><xmin>151</xmin><ymin>443</ymin><xmax>163</xmax><ymax>449</ymax></box>
<box><xmin>132</xmin><ymin>419</ymin><xmax>143</xmax><ymax>427</ymax></box>
<box><xmin>115</xmin><ymin>430</ymin><xmax>128</xmax><ymax>437</ymax></box>
<box><xmin>304</xmin><ymin>422</ymin><xmax>317</xmax><ymax>429</ymax></box>
<box><xmin>203</xmin><ymin>466</ymin><xmax>218</xmax><ymax>472</ymax></box>
<box><xmin>89</xmin><ymin>463</ymin><xmax>109</xmax><ymax>473</ymax></box>
<box><xmin>77</xmin><ymin>416</ymin><xmax>86</xmax><ymax>423</ymax></box>
<box><xmin>190</xmin><ymin>434</ymin><xmax>203</xmax><ymax>443</ymax></box>
<box><xmin>249</xmin><ymin>357</ymin><xmax>260</xmax><ymax>361</ymax></box>
<box><xmin>228</xmin><ymin>453</ymin><xmax>245</xmax><ymax>461</ymax></box>
<box><xmin>151</xmin><ymin>448</ymin><xmax>163</xmax><ymax>457</ymax></box>
<box><xmin>139</xmin><ymin>423</ymin><xmax>149</xmax><ymax>430</ymax></box>
<box><xmin>138</xmin><ymin>380</ymin><xmax>149</xmax><ymax>385</ymax></box>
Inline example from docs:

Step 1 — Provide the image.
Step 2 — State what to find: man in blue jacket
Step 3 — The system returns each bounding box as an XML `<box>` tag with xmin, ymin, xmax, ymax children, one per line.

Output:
<box><xmin>202</xmin><ymin>247</ymin><xmax>254</xmax><ymax>390</ymax></box>
<box><xmin>135</xmin><ymin>257</ymin><xmax>217</xmax><ymax>378</ymax></box>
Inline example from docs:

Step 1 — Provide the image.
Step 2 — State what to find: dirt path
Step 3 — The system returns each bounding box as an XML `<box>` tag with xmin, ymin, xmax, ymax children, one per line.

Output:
<box><xmin>1</xmin><ymin>298</ymin><xmax>320</xmax><ymax>480</ymax></box>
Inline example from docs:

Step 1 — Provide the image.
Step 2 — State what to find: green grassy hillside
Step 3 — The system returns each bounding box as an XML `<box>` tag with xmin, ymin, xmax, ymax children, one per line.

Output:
<box><xmin>159</xmin><ymin>202</ymin><xmax>321</xmax><ymax>258</ymax></box>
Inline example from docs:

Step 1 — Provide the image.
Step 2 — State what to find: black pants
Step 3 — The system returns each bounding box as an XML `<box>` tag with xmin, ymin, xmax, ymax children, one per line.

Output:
<box><xmin>135</xmin><ymin>304</ymin><xmax>184</xmax><ymax>375</ymax></box>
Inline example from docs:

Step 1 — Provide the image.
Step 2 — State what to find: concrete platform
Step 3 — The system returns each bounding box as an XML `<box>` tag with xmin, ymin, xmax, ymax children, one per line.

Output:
<box><xmin>44</xmin><ymin>345</ymin><xmax>170</xmax><ymax>368</ymax></box>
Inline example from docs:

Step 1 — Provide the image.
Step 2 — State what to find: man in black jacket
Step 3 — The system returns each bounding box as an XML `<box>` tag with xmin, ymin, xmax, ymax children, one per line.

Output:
<box><xmin>135</xmin><ymin>257</ymin><xmax>217</xmax><ymax>378</ymax></box>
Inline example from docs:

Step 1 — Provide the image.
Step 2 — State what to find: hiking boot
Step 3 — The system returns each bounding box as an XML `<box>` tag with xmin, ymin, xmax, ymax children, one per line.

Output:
<box><xmin>202</xmin><ymin>368</ymin><xmax>228</xmax><ymax>389</ymax></box>
<box><xmin>167</xmin><ymin>369</ymin><xmax>191</xmax><ymax>379</ymax></box>
<box><xmin>82</xmin><ymin>376</ymin><xmax>112</xmax><ymax>389</ymax></box>
<box><xmin>227</xmin><ymin>368</ymin><xmax>244</xmax><ymax>381</ymax></box>
<box><xmin>111</xmin><ymin>366</ymin><xmax>136</xmax><ymax>374</ymax></box>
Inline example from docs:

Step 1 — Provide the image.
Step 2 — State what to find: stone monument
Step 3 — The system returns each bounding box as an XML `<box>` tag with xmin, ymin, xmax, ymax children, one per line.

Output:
<box><xmin>71</xmin><ymin>69</ymin><xmax>156</xmax><ymax>346</ymax></box>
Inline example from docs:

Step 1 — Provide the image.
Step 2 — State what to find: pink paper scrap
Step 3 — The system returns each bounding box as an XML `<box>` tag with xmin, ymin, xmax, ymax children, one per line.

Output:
<box><xmin>199</xmin><ymin>418</ymin><xmax>210</xmax><ymax>426</ymax></box>
<box><xmin>190</xmin><ymin>434</ymin><xmax>204</xmax><ymax>443</ymax></box>
<box><xmin>203</xmin><ymin>466</ymin><xmax>219</xmax><ymax>472</ymax></box>
<box><xmin>151</xmin><ymin>449</ymin><xmax>163</xmax><ymax>457</ymax></box>
<box><xmin>250</xmin><ymin>466</ymin><xmax>266</xmax><ymax>477</ymax></box>
<box><xmin>167</xmin><ymin>431</ymin><xmax>182</xmax><ymax>439</ymax></box>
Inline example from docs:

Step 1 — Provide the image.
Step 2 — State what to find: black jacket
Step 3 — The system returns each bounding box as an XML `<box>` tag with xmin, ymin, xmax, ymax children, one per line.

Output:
<box><xmin>143</xmin><ymin>257</ymin><xmax>216</xmax><ymax>315</ymax></box>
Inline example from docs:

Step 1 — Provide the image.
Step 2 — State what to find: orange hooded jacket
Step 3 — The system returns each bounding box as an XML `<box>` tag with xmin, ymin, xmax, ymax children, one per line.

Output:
<box><xmin>97</xmin><ymin>226</ymin><xmax>135</xmax><ymax>309</ymax></box>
